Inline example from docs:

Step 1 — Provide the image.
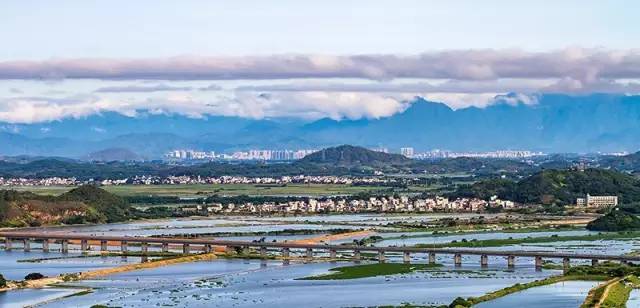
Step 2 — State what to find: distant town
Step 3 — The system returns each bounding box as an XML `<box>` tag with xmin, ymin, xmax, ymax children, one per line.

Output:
<box><xmin>0</xmin><ymin>175</ymin><xmax>397</xmax><ymax>187</ymax></box>
<box><xmin>180</xmin><ymin>193</ymin><xmax>617</xmax><ymax>215</ymax></box>
<box><xmin>164</xmin><ymin>147</ymin><xmax>545</xmax><ymax>161</ymax></box>
<box><xmin>182</xmin><ymin>195</ymin><xmax>517</xmax><ymax>215</ymax></box>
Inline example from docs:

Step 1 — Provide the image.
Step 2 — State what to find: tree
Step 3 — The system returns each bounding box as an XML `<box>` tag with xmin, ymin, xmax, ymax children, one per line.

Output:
<box><xmin>587</xmin><ymin>208</ymin><xmax>640</xmax><ymax>231</ymax></box>
<box><xmin>24</xmin><ymin>272</ymin><xmax>45</xmax><ymax>280</ymax></box>
<box><xmin>0</xmin><ymin>274</ymin><xmax>6</xmax><ymax>288</ymax></box>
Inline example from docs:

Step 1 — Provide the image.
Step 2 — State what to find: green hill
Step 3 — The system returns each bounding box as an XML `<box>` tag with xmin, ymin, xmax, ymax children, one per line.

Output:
<box><xmin>0</xmin><ymin>185</ymin><xmax>134</xmax><ymax>226</ymax></box>
<box><xmin>299</xmin><ymin>145</ymin><xmax>412</xmax><ymax>167</ymax></box>
<box><xmin>587</xmin><ymin>209</ymin><xmax>640</xmax><ymax>231</ymax></box>
<box><xmin>454</xmin><ymin>168</ymin><xmax>640</xmax><ymax>205</ymax></box>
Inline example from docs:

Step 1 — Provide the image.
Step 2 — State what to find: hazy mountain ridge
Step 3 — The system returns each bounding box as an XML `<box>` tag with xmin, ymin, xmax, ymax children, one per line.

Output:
<box><xmin>1</xmin><ymin>94</ymin><xmax>640</xmax><ymax>158</ymax></box>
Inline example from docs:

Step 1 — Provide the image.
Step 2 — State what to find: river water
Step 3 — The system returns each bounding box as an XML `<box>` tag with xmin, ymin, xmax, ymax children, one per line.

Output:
<box><xmin>0</xmin><ymin>215</ymin><xmax>629</xmax><ymax>307</ymax></box>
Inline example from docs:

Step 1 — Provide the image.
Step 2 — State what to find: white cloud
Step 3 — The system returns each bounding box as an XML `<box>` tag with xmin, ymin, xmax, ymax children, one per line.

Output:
<box><xmin>1</xmin><ymin>48</ymin><xmax>639</xmax><ymax>87</ymax></box>
<box><xmin>0</xmin><ymin>91</ymin><xmax>414</xmax><ymax>123</ymax></box>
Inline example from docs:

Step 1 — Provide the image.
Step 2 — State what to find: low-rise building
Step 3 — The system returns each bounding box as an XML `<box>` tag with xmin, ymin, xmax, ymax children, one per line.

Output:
<box><xmin>576</xmin><ymin>194</ymin><xmax>618</xmax><ymax>208</ymax></box>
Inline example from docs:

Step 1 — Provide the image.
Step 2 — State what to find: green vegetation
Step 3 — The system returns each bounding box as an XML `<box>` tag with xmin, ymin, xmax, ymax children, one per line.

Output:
<box><xmin>0</xmin><ymin>274</ymin><xmax>6</xmax><ymax>288</ymax></box>
<box><xmin>567</xmin><ymin>262</ymin><xmax>640</xmax><ymax>277</ymax></box>
<box><xmin>415</xmin><ymin>231</ymin><xmax>640</xmax><ymax>248</ymax></box>
<box><xmin>601</xmin><ymin>280</ymin><xmax>632</xmax><ymax>308</ymax></box>
<box><xmin>298</xmin><ymin>263</ymin><xmax>442</xmax><ymax>280</ymax></box>
<box><xmin>450</xmin><ymin>263</ymin><xmax>640</xmax><ymax>308</ymax></box>
<box><xmin>587</xmin><ymin>209</ymin><xmax>640</xmax><ymax>231</ymax></box>
<box><xmin>450</xmin><ymin>274</ymin><xmax>609</xmax><ymax>307</ymax></box>
<box><xmin>301</xmin><ymin>145</ymin><xmax>411</xmax><ymax>167</ymax></box>
<box><xmin>453</xmin><ymin>168</ymin><xmax>640</xmax><ymax>205</ymax></box>
<box><xmin>581</xmin><ymin>281</ymin><xmax>608</xmax><ymax>308</ymax></box>
<box><xmin>24</xmin><ymin>272</ymin><xmax>45</xmax><ymax>280</ymax></box>
<box><xmin>58</xmin><ymin>185</ymin><xmax>133</xmax><ymax>223</ymax></box>
<box><xmin>0</xmin><ymin>185</ymin><xmax>135</xmax><ymax>226</ymax></box>
<box><xmin>7</xmin><ymin>183</ymin><xmax>390</xmax><ymax>198</ymax></box>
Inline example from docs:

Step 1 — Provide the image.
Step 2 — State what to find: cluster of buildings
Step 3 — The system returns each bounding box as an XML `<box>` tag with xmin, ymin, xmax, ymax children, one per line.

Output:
<box><xmin>183</xmin><ymin>195</ymin><xmax>517</xmax><ymax>215</ymax></box>
<box><xmin>100</xmin><ymin>175</ymin><xmax>395</xmax><ymax>186</ymax></box>
<box><xmin>413</xmin><ymin>149</ymin><xmax>543</xmax><ymax>159</ymax></box>
<box><xmin>0</xmin><ymin>177</ymin><xmax>78</xmax><ymax>186</ymax></box>
<box><xmin>165</xmin><ymin>150</ymin><xmax>216</xmax><ymax>160</ymax></box>
<box><xmin>576</xmin><ymin>194</ymin><xmax>619</xmax><ymax>208</ymax></box>
<box><xmin>165</xmin><ymin>149</ymin><xmax>317</xmax><ymax>161</ymax></box>
<box><xmin>0</xmin><ymin>175</ymin><xmax>399</xmax><ymax>187</ymax></box>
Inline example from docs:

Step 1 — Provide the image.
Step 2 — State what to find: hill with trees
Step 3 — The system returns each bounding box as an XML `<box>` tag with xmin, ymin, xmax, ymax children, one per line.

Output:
<box><xmin>299</xmin><ymin>145</ymin><xmax>411</xmax><ymax>167</ymax></box>
<box><xmin>587</xmin><ymin>209</ymin><xmax>640</xmax><ymax>231</ymax></box>
<box><xmin>0</xmin><ymin>185</ymin><xmax>134</xmax><ymax>227</ymax></box>
<box><xmin>452</xmin><ymin>168</ymin><xmax>640</xmax><ymax>205</ymax></box>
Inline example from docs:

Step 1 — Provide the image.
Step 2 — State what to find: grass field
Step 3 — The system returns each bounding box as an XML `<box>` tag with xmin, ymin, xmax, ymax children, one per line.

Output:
<box><xmin>2</xmin><ymin>183</ymin><xmax>391</xmax><ymax>197</ymax></box>
<box><xmin>298</xmin><ymin>263</ymin><xmax>442</xmax><ymax>280</ymax></box>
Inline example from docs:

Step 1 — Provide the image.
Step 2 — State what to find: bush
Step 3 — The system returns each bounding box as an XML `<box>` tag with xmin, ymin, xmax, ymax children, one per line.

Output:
<box><xmin>587</xmin><ymin>209</ymin><xmax>640</xmax><ymax>231</ymax></box>
<box><xmin>0</xmin><ymin>274</ymin><xmax>6</xmax><ymax>287</ymax></box>
<box><xmin>449</xmin><ymin>297</ymin><xmax>472</xmax><ymax>308</ymax></box>
<box><xmin>24</xmin><ymin>272</ymin><xmax>45</xmax><ymax>280</ymax></box>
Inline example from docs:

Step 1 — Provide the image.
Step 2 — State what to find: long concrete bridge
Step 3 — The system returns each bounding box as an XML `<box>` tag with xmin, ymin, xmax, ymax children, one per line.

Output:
<box><xmin>1</xmin><ymin>232</ymin><xmax>637</xmax><ymax>271</ymax></box>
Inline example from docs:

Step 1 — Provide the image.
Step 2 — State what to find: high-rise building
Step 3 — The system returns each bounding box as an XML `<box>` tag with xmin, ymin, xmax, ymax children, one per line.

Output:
<box><xmin>400</xmin><ymin>147</ymin><xmax>415</xmax><ymax>158</ymax></box>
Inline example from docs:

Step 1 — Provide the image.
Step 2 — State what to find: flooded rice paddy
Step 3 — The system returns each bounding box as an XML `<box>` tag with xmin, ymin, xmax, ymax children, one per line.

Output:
<box><xmin>1</xmin><ymin>214</ymin><xmax>637</xmax><ymax>307</ymax></box>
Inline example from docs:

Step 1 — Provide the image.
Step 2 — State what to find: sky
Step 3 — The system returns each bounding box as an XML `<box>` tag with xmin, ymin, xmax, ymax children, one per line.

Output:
<box><xmin>1</xmin><ymin>1</ymin><xmax>639</xmax><ymax>123</ymax></box>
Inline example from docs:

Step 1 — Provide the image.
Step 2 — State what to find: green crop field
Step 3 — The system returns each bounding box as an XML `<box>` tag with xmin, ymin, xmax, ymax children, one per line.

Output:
<box><xmin>3</xmin><ymin>183</ymin><xmax>391</xmax><ymax>197</ymax></box>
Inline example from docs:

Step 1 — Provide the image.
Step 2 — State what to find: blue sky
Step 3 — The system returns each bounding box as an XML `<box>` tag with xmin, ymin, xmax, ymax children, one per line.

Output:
<box><xmin>0</xmin><ymin>1</ymin><xmax>639</xmax><ymax>123</ymax></box>
<box><xmin>2</xmin><ymin>0</ymin><xmax>637</xmax><ymax>59</ymax></box>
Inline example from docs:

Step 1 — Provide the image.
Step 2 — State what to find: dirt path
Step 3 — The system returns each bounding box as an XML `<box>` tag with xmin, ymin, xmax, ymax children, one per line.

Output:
<box><xmin>594</xmin><ymin>277</ymin><xmax>623</xmax><ymax>308</ymax></box>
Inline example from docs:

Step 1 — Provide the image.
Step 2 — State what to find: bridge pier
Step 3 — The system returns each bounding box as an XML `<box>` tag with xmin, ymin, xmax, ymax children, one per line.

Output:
<box><xmin>141</xmin><ymin>242</ymin><xmax>148</xmax><ymax>254</ymax></box>
<box><xmin>120</xmin><ymin>241</ymin><xmax>128</xmax><ymax>253</ymax></box>
<box><xmin>305</xmin><ymin>248</ymin><xmax>313</xmax><ymax>260</ymax></box>
<box><xmin>329</xmin><ymin>249</ymin><xmax>337</xmax><ymax>261</ymax></box>
<box><xmin>4</xmin><ymin>238</ymin><xmax>11</xmax><ymax>251</ymax></box>
<box><xmin>204</xmin><ymin>244</ymin><xmax>212</xmax><ymax>253</ymax></box>
<box><xmin>592</xmin><ymin>259</ymin><xmax>598</xmax><ymax>266</ymax></box>
<box><xmin>378</xmin><ymin>250</ymin><xmax>386</xmax><ymax>263</ymax></box>
<box><xmin>507</xmin><ymin>255</ymin><xmax>515</xmax><ymax>268</ymax></box>
<box><xmin>182</xmin><ymin>243</ymin><xmax>190</xmax><ymax>254</ymax></box>
<box><xmin>23</xmin><ymin>238</ymin><xmax>30</xmax><ymax>252</ymax></box>
<box><xmin>535</xmin><ymin>256</ymin><xmax>543</xmax><ymax>269</ymax></box>
<box><xmin>42</xmin><ymin>239</ymin><xmax>49</xmax><ymax>252</ymax></box>
<box><xmin>282</xmin><ymin>247</ymin><xmax>290</xmax><ymax>259</ymax></box>
<box><xmin>61</xmin><ymin>240</ymin><xmax>69</xmax><ymax>253</ymax></box>
<box><xmin>480</xmin><ymin>254</ymin><xmax>488</xmax><ymax>267</ymax></box>
<box><xmin>563</xmin><ymin>257</ymin><xmax>570</xmax><ymax>273</ymax></box>
<box><xmin>428</xmin><ymin>252</ymin><xmax>436</xmax><ymax>265</ymax></box>
<box><xmin>353</xmin><ymin>249</ymin><xmax>361</xmax><ymax>262</ymax></box>
<box><xmin>454</xmin><ymin>253</ymin><xmax>462</xmax><ymax>267</ymax></box>
<box><xmin>100</xmin><ymin>240</ymin><xmax>108</xmax><ymax>252</ymax></box>
<box><xmin>403</xmin><ymin>251</ymin><xmax>411</xmax><ymax>264</ymax></box>
<box><xmin>80</xmin><ymin>239</ymin><xmax>89</xmax><ymax>253</ymax></box>
<box><xmin>162</xmin><ymin>243</ymin><xmax>169</xmax><ymax>253</ymax></box>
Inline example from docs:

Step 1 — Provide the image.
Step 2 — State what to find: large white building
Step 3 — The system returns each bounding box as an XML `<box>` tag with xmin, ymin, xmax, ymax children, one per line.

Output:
<box><xmin>576</xmin><ymin>194</ymin><xmax>618</xmax><ymax>208</ymax></box>
<box><xmin>400</xmin><ymin>147</ymin><xmax>415</xmax><ymax>158</ymax></box>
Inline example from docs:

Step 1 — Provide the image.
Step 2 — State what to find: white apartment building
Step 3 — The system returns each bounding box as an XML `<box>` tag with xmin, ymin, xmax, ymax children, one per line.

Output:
<box><xmin>576</xmin><ymin>194</ymin><xmax>618</xmax><ymax>208</ymax></box>
<box><xmin>400</xmin><ymin>147</ymin><xmax>415</xmax><ymax>158</ymax></box>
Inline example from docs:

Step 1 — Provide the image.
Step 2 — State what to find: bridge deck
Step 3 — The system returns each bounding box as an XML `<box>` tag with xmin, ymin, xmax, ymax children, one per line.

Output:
<box><xmin>1</xmin><ymin>231</ymin><xmax>638</xmax><ymax>262</ymax></box>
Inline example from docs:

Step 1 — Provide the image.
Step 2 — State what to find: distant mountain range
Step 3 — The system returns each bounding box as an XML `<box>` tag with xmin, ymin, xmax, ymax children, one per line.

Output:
<box><xmin>1</xmin><ymin>93</ymin><xmax>640</xmax><ymax>158</ymax></box>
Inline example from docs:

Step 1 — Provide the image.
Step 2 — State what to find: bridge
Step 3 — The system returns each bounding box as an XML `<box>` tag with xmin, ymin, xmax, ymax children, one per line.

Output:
<box><xmin>1</xmin><ymin>232</ymin><xmax>637</xmax><ymax>271</ymax></box>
